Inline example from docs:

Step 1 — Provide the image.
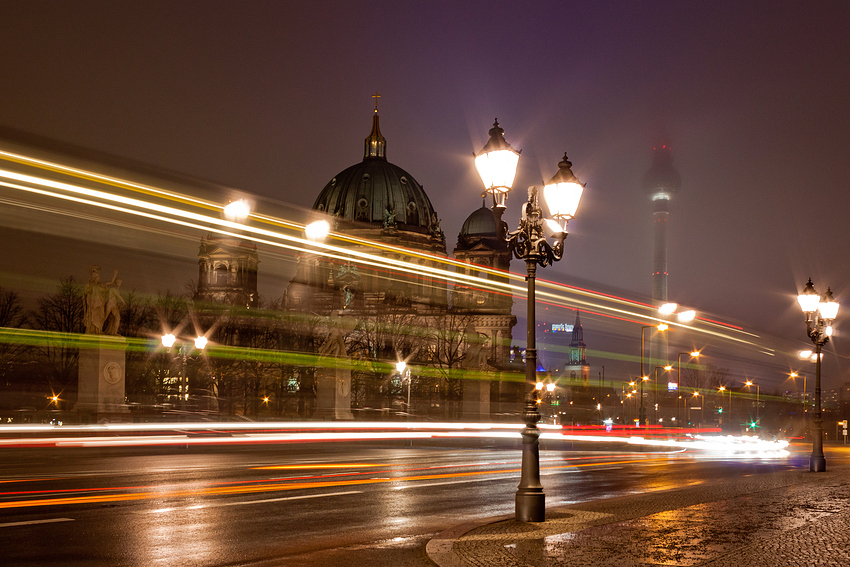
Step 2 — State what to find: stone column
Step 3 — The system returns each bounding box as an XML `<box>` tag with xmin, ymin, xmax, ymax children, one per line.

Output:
<box><xmin>75</xmin><ymin>336</ymin><xmax>130</xmax><ymax>422</ymax></box>
<box><xmin>315</xmin><ymin>364</ymin><xmax>354</xmax><ymax>420</ymax></box>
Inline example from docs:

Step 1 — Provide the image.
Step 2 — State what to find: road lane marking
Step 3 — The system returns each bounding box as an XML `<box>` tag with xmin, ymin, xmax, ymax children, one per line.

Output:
<box><xmin>148</xmin><ymin>489</ymin><xmax>363</xmax><ymax>512</ymax></box>
<box><xmin>392</xmin><ymin>475</ymin><xmax>516</xmax><ymax>489</ymax></box>
<box><xmin>0</xmin><ymin>517</ymin><xmax>74</xmax><ymax>528</ymax></box>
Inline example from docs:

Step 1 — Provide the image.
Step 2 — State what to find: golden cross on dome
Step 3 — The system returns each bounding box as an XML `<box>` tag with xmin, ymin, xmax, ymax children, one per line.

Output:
<box><xmin>372</xmin><ymin>91</ymin><xmax>380</xmax><ymax>113</ymax></box>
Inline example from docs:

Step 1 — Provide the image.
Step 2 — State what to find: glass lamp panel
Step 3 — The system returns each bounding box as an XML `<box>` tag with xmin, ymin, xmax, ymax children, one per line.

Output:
<box><xmin>543</xmin><ymin>181</ymin><xmax>583</xmax><ymax>220</ymax></box>
<box><xmin>798</xmin><ymin>292</ymin><xmax>820</xmax><ymax>313</ymax></box>
<box><xmin>475</xmin><ymin>149</ymin><xmax>519</xmax><ymax>191</ymax></box>
<box><xmin>797</xmin><ymin>279</ymin><xmax>819</xmax><ymax>313</ymax></box>
<box><xmin>818</xmin><ymin>299</ymin><xmax>839</xmax><ymax>320</ymax></box>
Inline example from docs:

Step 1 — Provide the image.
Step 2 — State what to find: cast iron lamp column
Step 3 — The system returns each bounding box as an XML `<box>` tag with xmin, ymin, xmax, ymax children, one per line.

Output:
<box><xmin>475</xmin><ymin>120</ymin><xmax>585</xmax><ymax>522</ymax></box>
<box><xmin>797</xmin><ymin>279</ymin><xmax>840</xmax><ymax>472</ymax></box>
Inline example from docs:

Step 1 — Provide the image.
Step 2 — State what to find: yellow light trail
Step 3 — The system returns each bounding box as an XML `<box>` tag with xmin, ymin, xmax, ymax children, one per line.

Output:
<box><xmin>0</xmin><ymin>458</ymin><xmax>666</xmax><ymax>510</ymax></box>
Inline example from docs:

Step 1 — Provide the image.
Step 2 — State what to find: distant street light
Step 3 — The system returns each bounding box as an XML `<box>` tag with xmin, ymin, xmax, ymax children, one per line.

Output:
<box><xmin>745</xmin><ymin>380</ymin><xmax>760</xmax><ymax>423</ymax></box>
<box><xmin>396</xmin><ymin>361</ymin><xmax>412</xmax><ymax>415</ymax></box>
<box><xmin>653</xmin><ymin>365</ymin><xmax>672</xmax><ymax>424</ymax></box>
<box><xmin>475</xmin><ymin>119</ymin><xmax>584</xmax><ymax>522</ymax></box>
<box><xmin>677</xmin><ymin>351</ymin><xmax>701</xmax><ymax>426</ymax></box>
<box><xmin>639</xmin><ymin>323</ymin><xmax>668</xmax><ymax>425</ymax></box>
<box><xmin>789</xmin><ymin>371</ymin><xmax>808</xmax><ymax>414</ymax></box>
<box><xmin>797</xmin><ymin>278</ymin><xmax>840</xmax><ymax>472</ymax></box>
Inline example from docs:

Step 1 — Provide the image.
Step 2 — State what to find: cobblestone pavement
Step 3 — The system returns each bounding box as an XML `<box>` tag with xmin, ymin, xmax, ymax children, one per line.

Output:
<box><xmin>426</xmin><ymin>464</ymin><xmax>850</xmax><ymax>567</ymax></box>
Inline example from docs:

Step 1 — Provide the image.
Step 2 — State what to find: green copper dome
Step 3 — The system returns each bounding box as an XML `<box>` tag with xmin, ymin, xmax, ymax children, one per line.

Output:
<box><xmin>312</xmin><ymin>111</ymin><xmax>441</xmax><ymax>234</ymax></box>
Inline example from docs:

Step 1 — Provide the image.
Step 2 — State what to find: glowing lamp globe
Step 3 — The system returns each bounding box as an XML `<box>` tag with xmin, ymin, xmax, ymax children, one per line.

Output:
<box><xmin>543</xmin><ymin>153</ymin><xmax>583</xmax><ymax>230</ymax></box>
<box><xmin>797</xmin><ymin>278</ymin><xmax>820</xmax><ymax>314</ymax></box>
<box><xmin>475</xmin><ymin>120</ymin><xmax>520</xmax><ymax>209</ymax></box>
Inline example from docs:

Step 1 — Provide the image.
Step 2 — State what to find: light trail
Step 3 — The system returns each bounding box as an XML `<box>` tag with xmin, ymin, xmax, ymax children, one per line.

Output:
<box><xmin>0</xmin><ymin>148</ymin><xmax>772</xmax><ymax>354</ymax></box>
<box><xmin>0</xmin><ymin>456</ymin><xmax>674</xmax><ymax>510</ymax></box>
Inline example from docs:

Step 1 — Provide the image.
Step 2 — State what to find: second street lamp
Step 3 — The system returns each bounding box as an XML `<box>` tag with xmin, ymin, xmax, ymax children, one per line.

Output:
<box><xmin>475</xmin><ymin>120</ymin><xmax>585</xmax><ymax>523</ymax></box>
<box><xmin>797</xmin><ymin>278</ymin><xmax>840</xmax><ymax>472</ymax></box>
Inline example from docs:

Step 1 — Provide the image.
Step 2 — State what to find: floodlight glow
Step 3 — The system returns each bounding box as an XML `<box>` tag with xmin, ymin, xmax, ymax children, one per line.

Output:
<box><xmin>659</xmin><ymin>303</ymin><xmax>678</xmax><ymax>315</ymax></box>
<box><xmin>305</xmin><ymin>219</ymin><xmax>330</xmax><ymax>241</ymax></box>
<box><xmin>677</xmin><ymin>310</ymin><xmax>696</xmax><ymax>322</ymax></box>
<box><xmin>194</xmin><ymin>336</ymin><xmax>208</xmax><ymax>350</ymax></box>
<box><xmin>161</xmin><ymin>334</ymin><xmax>176</xmax><ymax>348</ymax></box>
<box><xmin>223</xmin><ymin>199</ymin><xmax>250</xmax><ymax>221</ymax></box>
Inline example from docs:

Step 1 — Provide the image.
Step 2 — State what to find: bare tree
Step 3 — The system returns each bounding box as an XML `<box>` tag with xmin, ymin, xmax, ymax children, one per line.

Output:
<box><xmin>0</xmin><ymin>287</ymin><xmax>27</xmax><ymax>386</ymax></box>
<box><xmin>29</xmin><ymin>277</ymin><xmax>85</xmax><ymax>395</ymax></box>
<box><xmin>424</xmin><ymin>311</ymin><xmax>474</xmax><ymax>417</ymax></box>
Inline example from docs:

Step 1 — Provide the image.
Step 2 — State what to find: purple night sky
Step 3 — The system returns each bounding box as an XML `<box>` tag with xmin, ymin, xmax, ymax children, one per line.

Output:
<box><xmin>0</xmin><ymin>1</ymin><xmax>849</xmax><ymax>390</ymax></box>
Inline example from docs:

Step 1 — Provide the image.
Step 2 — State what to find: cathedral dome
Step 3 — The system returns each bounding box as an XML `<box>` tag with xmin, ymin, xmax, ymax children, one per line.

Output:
<box><xmin>459</xmin><ymin>206</ymin><xmax>499</xmax><ymax>238</ymax></box>
<box><xmin>642</xmin><ymin>145</ymin><xmax>681</xmax><ymax>199</ymax></box>
<box><xmin>312</xmin><ymin>111</ymin><xmax>441</xmax><ymax>234</ymax></box>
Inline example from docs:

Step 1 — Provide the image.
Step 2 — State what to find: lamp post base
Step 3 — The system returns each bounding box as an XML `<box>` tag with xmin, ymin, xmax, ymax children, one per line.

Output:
<box><xmin>810</xmin><ymin>455</ymin><xmax>826</xmax><ymax>472</ymax></box>
<box><xmin>516</xmin><ymin>490</ymin><xmax>545</xmax><ymax>522</ymax></box>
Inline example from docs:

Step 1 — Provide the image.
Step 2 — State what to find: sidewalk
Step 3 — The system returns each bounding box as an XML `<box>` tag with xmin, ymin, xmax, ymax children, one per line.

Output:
<box><xmin>427</xmin><ymin>462</ymin><xmax>850</xmax><ymax>567</ymax></box>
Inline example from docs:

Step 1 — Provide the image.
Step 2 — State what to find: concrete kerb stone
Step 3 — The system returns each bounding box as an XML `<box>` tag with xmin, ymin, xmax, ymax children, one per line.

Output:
<box><xmin>426</xmin><ymin>464</ymin><xmax>850</xmax><ymax>567</ymax></box>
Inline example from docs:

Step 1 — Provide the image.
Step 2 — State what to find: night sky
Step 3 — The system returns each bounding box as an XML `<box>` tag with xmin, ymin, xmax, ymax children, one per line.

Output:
<box><xmin>1</xmin><ymin>1</ymin><xmax>849</xmax><ymax>389</ymax></box>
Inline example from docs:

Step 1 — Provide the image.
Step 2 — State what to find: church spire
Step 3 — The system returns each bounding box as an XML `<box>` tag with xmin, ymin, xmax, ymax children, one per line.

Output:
<box><xmin>364</xmin><ymin>91</ymin><xmax>386</xmax><ymax>159</ymax></box>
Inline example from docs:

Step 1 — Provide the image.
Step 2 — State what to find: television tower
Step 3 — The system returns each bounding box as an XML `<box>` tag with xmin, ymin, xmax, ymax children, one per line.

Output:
<box><xmin>642</xmin><ymin>144</ymin><xmax>681</xmax><ymax>369</ymax></box>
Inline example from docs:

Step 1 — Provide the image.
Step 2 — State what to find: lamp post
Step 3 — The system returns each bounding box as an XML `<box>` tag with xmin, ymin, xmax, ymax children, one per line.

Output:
<box><xmin>653</xmin><ymin>365</ymin><xmax>672</xmax><ymax>425</ymax></box>
<box><xmin>691</xmin><ymin>391</ymin><xmax>703</xmax><ymax>426</ymax></box>
<box><xmin>797</xmin><ymin>278</ymin><xmax>840</xmax><ymax>472</ymax></box>
<box><xmin>744</xmin><ymin>380</ymin><xmax>760</xmax><ymax>424</ymax></box>
<box><xmin>161</xmin><ymin>333</ymin><xmax>207</xmax><ymax>411</ymax></box>
<box><xmin>676</xmin><ymin>351</ymin><xmax>700</xmax><ymax>426</ymax></box>
<box><xmin>475</xmin><ymin>120</ymin><xmax>584</xmax><ymax>522</ymax></box>
<box><xmin>790</xmin><ymin>371</ymin><xmax>808</xmax><ymax>415</ymax></box>
<box><xmin>639</xmin><ymin>324</ymin><xmax>667</xmax><ymax>425</ymax></box>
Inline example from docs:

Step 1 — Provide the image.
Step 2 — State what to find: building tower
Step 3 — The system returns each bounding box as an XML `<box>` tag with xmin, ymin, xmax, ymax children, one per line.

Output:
<box><xmin>195</xmin><ymin>231</ymin><xmax>259</xmax><ymax>309</ymax></box>
<box><xmin>642</xmin><ymin>144</ymin><xmax>681</xmax><ymax>367</ymax></box>
<box><xmin>564</xmin><ymin>310</ymin><xmax>589</xmax><ymax>382</ymax></box>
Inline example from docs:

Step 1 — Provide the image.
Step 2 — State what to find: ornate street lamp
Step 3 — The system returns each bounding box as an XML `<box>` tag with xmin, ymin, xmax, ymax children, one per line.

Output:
<box><xmin>161</xmin><ymin>333</ymin><xmax>207</xmax><ymax>408</ymax></box>
<box><xmin>797</xmin><ymin>278</ymin><xmax>840</xmax><ymax>472</ymax></box>
<box><xmin>475</xmin><ymin>121</ymin><xmax>584</xmax><ymax>522</ymax></box>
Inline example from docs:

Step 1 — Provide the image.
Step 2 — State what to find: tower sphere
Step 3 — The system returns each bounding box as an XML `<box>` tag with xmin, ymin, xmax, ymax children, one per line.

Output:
<box><xmin>642</xmin><ymin>145</ymin><xmax>681</xmax><ymax>201</ymax></box>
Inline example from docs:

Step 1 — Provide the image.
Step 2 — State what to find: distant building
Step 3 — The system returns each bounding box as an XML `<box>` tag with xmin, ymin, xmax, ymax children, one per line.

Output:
<box><xmin>563</xmin><ymin>311</ymin><xmax>589</xmax><ymax>383</ymax></box>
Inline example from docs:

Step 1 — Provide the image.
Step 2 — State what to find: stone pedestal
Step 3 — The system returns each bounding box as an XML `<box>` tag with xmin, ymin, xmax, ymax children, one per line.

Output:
<box><xmin>463</xmin><ymin>378</ymin><xmax>491</xmax><ymax>421</ymax></box>
<box><xmin>315</xmin><ymin>364</ymin><xmax>354</xmax><ymax>420</ymax></box>
<box><xmin>75</xmin><ymin>336</ymin><xmax>130</xmax><ymax>422</ymax></box>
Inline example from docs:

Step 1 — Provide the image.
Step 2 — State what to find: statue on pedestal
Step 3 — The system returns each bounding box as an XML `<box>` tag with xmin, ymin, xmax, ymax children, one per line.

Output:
<box><xmin>84</xmin><ymin>266</ymin><xmax>122</xmax><ymax>335</ymax></box>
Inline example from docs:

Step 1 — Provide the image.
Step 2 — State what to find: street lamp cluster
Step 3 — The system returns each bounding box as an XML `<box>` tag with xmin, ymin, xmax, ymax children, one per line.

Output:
<box><xmin>796</xmin><ymin>278</ymin><xmax>840</xmax><ymax>472</ymax></box>
<box><xmin>474</xmin><ymin>120</ymin><xmax>584</xmax><ymax>522</ymax></box>
<box><xmin>161</xmin><ymin>333</ymin><xmax>208</xmax><ymax>404</ymax></box>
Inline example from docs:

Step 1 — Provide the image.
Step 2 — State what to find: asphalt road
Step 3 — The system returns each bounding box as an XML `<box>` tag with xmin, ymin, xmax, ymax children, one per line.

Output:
<box><xmin>0</xmin><ymin>442</ymin><xmax>805</xmax><ymax>566</ymax></box>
